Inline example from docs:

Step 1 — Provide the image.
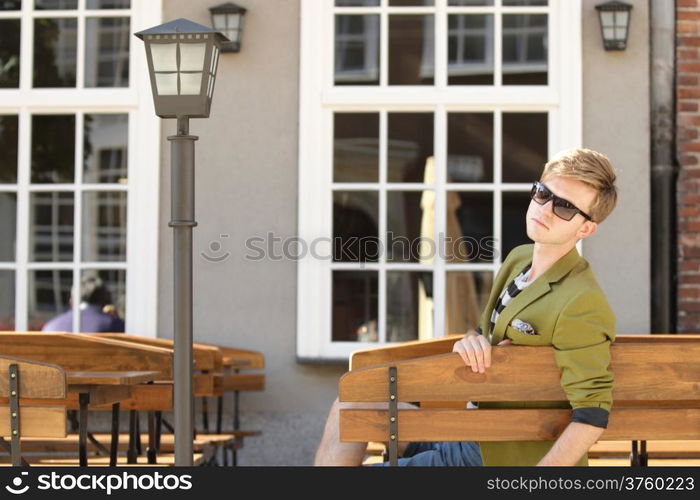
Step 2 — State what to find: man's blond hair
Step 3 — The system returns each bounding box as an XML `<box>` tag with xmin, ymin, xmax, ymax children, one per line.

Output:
<box><xmin>540</xmin><ymin>148</ymin><xmax>618</xmax><ymax>223</ymax></box>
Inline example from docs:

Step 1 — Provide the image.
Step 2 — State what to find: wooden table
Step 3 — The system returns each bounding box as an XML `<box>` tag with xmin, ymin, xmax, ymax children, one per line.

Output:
<box><xmin>67</xmin><ymin>370</ymin><xmax>159</xmax><ymax>467</ymax></box>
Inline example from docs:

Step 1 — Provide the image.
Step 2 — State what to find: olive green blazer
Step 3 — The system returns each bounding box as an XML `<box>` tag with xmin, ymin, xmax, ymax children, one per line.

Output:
<box><xmin>476</xmin><ymin>243</ymin><xmax>616</xmax><ymax>466</ymax></box>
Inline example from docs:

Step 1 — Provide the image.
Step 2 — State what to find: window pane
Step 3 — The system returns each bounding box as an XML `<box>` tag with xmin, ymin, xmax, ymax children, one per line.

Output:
<box><xmin>30</xmin><ymin>192</ymin><xmax>74</xmax><ymax>262</ymax></box>
<box><xmin>502</xmin><ymin>14</ymin><xmax>547</xmax><ymax>85</ymax></box>
<box><xmin>445</xmin><ymin>270</ymin><xmax>492</xmax><ymax>336</ymax></box>
<box><xmin>501</xmin><ymin>112</ymin><xmax>547</xmax><ymax>183</ymax></box>
<box><xmin>389</xmin><ymin>15</ymin><xmax>434</xmax><ymax>85</ymax></box>
<box><xmin>0</xmin><ymin>20</ymin><xmax>20</xmax><ymax>88</ymax></box>
<box><xmin>449</xmin><ymin>0</ymin><xmax>494</xmax><ymax>5</ymax></box>
<box><xmin>333</xmin><ymin>191</ymin><xmax>379</xmax><ymax>262</ymax></box>
<box><xmin>447</xmin><ymin>113</ymin><xmax>493</xmax><ymax>183</ymax></box>
<box><xmin>85</xmin><ymin>17</ymin><xmax>130</xmax><ymax>88</ymax></box>
<box><xmin>335</xmin><ymin>0</ymin><xmax>379</xmax><ymax>5</ymax></box>
<box><xmin>34</xmin><ymin>18</ymin><xmax>77</xmax><ymax>87</ymax></box>
<box><xmin>0</xmin><ymin>193</ymin><xmax>17</xmax><ymax>261</ymax></box>
<box><xmin>388</xmin><ymin>112</ymin><xmax>433</xmax><ymax>183</ymax></box>
<box><xmin>387</xmin><ymin>191</ymin><xmax>433</xmax><ymax>264</ymax></box>
<box><xmin>389</xmin><ymin>0</ymin><xmax>434</xmax><ymax>5</ymax></box>
<box><xmin>387</xmin><ymin>271</ymin><xmax>432</xmax><ymax>342</ymax></box>
<box><xmin>31</xmin><ymin>114</ymin><xmax>75</xmax><ymax>183</ymax></box>
<box><xmin>80</xmin><ymin>269</ymin><xmax>126</xmax><ymax>330</ymax></box>
<box><xmin>334</xmin><ymin>113</ymin><xmax>379</xmax><ymax>183</ymax></box>
<box><xmin>332</xmin><ymin>270</ymin><xmax>378</xmax><ymax>342</ymax></box>
<box><xmin>83</xmin><ymin>114</ymin><xmax>128</xmax><ymax>184</ymax></box>
<box><xmin>0</xmin><ymin>115</ymin><xmax>18</xmax><ymax>182</ymax></box>
<box><xmin>35</xmin><ymin>0</ymin><xmax>77</xmax><ymax>8</ymax></box>
<box><xmin>0</xmin><ymin>1</ymin><xmax>21</xmax><ymax>10</ymax></box>
<box><xmin>28</xmin><ymin>269</ymin><xmax>72</xmax><ymax>331</ymax></box>
<box><xmin>503</xmin><ymin>0</ymin><xmax>547</xmax><ymax>5</ymax></box>
<box><xmin>0</xmin><ymin>271</ymin><xmax>14</xmax><ymax>330</ymax></box>
<box><xmin>86</xmin><ymin>0</ymin><xmax>130</xmax><ymax>8</ymax></box>
<box><xmin>82</xmin><ymin>191</ymin><xmax>127</xmax><ymax>262</ymax></box>
<box><xmin>335</xmin><ymin>15</ymin><xmax>379</xmax><ymax>86</ymax></box>
<box><xmin>446</xmin><ymin>191</ymin><xmax>493</xmax><ymax>263</ymax></box>
<box><xmin>448</xmin><ymin>15</ymin><xmax>493</xmax><ymax>85</ymax></box>
<box><xmin>502</xmin><ymin>191</ymin><xmax>531</xmax><ymax>258</ymax></box>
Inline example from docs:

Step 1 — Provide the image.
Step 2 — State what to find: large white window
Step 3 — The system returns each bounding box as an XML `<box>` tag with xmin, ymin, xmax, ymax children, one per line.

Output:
<box><xmin>299</xmin><ymin>0</ymin><xmax>581</xmax><ymax>360</ymax></box>
<box><xmin>0</xmin><ymin>0</ymin><xmax>161</xmax><ymax>335</ymax></box>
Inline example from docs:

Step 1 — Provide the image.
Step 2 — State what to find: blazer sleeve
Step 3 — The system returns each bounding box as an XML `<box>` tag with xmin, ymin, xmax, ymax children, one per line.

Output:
<box><xmin>552</xmin><ymin>289</ymin><xmax>616</xmax><ymax>428</ymax></box>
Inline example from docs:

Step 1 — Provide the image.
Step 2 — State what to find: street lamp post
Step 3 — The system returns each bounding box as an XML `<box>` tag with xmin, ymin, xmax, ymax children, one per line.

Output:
<box><xmin>135</xmin><ymin>18</ymin><xmax>227</xmax><ymax>466</ymax></box>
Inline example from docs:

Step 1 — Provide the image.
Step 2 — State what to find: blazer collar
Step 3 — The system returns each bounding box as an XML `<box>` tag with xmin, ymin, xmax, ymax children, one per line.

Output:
<box><xmin>490</xmin><ymin>245</ymin><xmax>582</xmax><ymax>344</ymax></box>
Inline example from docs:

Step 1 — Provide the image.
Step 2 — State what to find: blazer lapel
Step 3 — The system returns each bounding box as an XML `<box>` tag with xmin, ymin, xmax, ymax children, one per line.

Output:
<box><xmin>490</xmin><ymin>245</ymin><xmax>582</xmax><ymax>345</ymax></box>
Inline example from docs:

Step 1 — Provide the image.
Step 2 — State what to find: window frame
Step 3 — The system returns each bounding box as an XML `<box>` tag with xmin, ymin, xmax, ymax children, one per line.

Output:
<box><xmin>300</xmin><ymin>0</ymin><xmax>582</xmax><ymax>360</ymax></box>
<box><xmin>0</xmin><ymin>0</ymin><xmax>162</xmax><ymax>336</ymax></box>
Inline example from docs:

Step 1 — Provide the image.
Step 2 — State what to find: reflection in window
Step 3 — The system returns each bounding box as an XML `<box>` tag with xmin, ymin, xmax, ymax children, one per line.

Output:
<box><xmin>27</xmin><ymin>270</ymin><xmax>72</xmax><ymax>331</ymax></box>
<box><xmin>0</xmin><ymin>1</ymin><xmax>21</xmax><ymax>10</ymax></box>
<box><xmin>85</xmin><ymin>17</ymin><xmax>130</xmax><ymax>87</ymax></box>
<box><xmin>387</xmin><ymin>191</ymin><xmax>431</xmax><ymax>264</ymax></box>
<box><xmin>30</xmin><ymin>192</ymin><xmax>74</xmax><ymax>262</ymax></box>
<box><xmin>0</xmin><ymin>115</ymin><xmax>19</xmax><ymax>183</ymax></box>
<box><xmin>332</xmin><ymin>270</ymin><xmax>378</xmax><ymax>342</ymax></box>
<box><xmin>0</xmin><ymin>20</ymin><xmax>20</xmax><ymax>88</ymax></box>
<box><xmin>447</xmin><ymin>113</ymin><xmax>493</xmax><ymax>183</ymax></box>
<box><xmin>84</xmin><ymin>114</ymin><xmax>128</xmax><ymax>183</ymax></box>
<box><xmin>335</xmin><ymin>0</ymin><xmax>379</xmax><ymax>5</ymax></box>
<box><xmin>389</xmin><ymin>15</ymin><xmax>434</xmax><ymax>85</ymax></box>
<box><xmin>448</xmin><ymin>14</ymin><xmax>494</xmax><ymax>85</ymax></box>
<box><xmin>335</xmin><ymin>15</ymin><xmax>379</xmax><ymax>86</ymax></box>
<box><xmin>86</xmin><ymin>0</ymin><xmax>130</xmax><ymax>8</ymax></box>
<box><xmin>503</xmin><ymin>0</ymin><xmax>547</xmax><ymax>5</ymax></box>
<box><xmin>502</xmin><ymin>14</ymin><xmax>548</xmax><ymax>85</ymax></box>
<box><xmin>387</xmin><ymin>271</ymin><xmax>432</xmax><ymax>342</ymax></box>
<box><xmin>389</xmin><ymin>0</ymin><xmax>434</xmax><ymax>5</ymax></box>
<box><xmin>31</xmin><ymin>114</ymin><xmax>75</xmax><ymax>184</ymax></box>
<box><xmin>446</xmin><ymin>191</ymin><xmax>494</xmax><ymax>263</ymax></box>
<box><xmin>35</xmin><ymin>0</ymin><xmax>77</xmax><ymax>9</ymax></box>
<box><xmin>448</xmin><ymin>0</ymin><xmax>494</xmax><ymax>5</ymax></box>
<box><xmin>0</xmin><ymin>271</ymin><xmax>14</xmax><ymax>331</ymax></box>
<box><xmin>502</xmin><ymin>191</ymin><xmax>531</xmax><ymax>257</ymax></box>
<box><xmin>445</xmin><ymin>270</ymin><xmax>492</xmax><ymax>336</ymax></box>
<box><xmin>501</xmin><ymin>112</ymin><xmax>547</xmax><ymax>183</ymax></box>
<box><xmin>81</xmin><ymin>269</ymin><xmax>126</xmax><ymax>324</ymax></box>
<box><xmin>334</xmin><ymin>113</ymin><xmax>379</xmax><ymax>182</ymax></box>
<box><xmin>0</xmin><ymin>194</ymin><xmax>17</xmax><ymax>262</ymax></box>
<box><xmin>333</xmin><ymin>191</ymin><xmax>379</xmax><ymax>262</ymax></box>
<box><xmin>82</xmin><ymin>191</ymin><xmax>127</xmax><ymax>262</ymax></box>
<box><xmin>388</xmin><ymin>112</ymin><xmax>434</xmax><ymax>182</ymax></box>
<box><xmin>34</xmin><ymin>18</ymin><xmax>78</xmax><ymax>88</ymax></box>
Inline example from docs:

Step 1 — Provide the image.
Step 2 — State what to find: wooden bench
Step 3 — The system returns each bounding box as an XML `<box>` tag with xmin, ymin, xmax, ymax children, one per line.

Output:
<box><xmin>89</xmin><ymin>333</ymin><xmax>265</xmax><ymax>465</ymax></box>
<box><xmin>0</xmin><ymin>356</ymin><xmax>67</xmax><ymax>466</ymax></box>
<box><xmin>339</xmin><ymin>335</ymin><xmax>700</xmax><ymax>466</ymax></box>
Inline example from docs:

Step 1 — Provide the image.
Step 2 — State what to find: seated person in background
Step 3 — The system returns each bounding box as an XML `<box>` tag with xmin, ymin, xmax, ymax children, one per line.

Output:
<box><xmin>42</xmin><ymin>276</ymin><xmax>125</xmax><ymax>333</ymax></box>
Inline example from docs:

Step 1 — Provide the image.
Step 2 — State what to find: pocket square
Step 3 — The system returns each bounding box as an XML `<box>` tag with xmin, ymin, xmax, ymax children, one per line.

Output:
<box><xmin>510</xmin><ymin>318</ymin><xmax>537</xmax><ymax>335</ymax></box>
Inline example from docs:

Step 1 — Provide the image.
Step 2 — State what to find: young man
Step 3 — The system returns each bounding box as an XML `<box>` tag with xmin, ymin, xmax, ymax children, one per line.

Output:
<box><xmin>314</xmin><ymin>148</ymin><xmax>618</xmax><ymax>466</ymax></box>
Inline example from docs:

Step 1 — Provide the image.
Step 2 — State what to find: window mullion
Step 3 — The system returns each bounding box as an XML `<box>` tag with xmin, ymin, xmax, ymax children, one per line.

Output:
<box><xmin>378</xmin><ymin>109</ymin><xmax>387</xmax><ymax>343</ymax></box>
<box><xmin>72</xmin><ymin>112</ymin><xmax>84</xmax><ymax>333</ymax></box>
<box><xmin>434</xmin><ymin>105</ymin><xmax>446</xmax><ymax>338</ymax></box>
<box><xmin>14</xmin><ymin>109</ymin><xmax>30</xmax><ymax>331</ymax></box>
<box><xmin>435</xmin><ymin>0</ymin><xmax>447</xmax><ymax>89</ymax></box>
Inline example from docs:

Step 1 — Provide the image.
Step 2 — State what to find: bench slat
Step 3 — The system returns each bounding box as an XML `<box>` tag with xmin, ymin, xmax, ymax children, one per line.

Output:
<box><xmin>340</xmin><ymin>408</ymin><xmax>700</xmax><ymax>442</ymax></box>
<box><xmin>0</xmin><ymin>356</ymin><xmax>66</xmax><ymax>399</ymax></box>
<box><xmin>340</xmin><ymin>344</ymin><xmax>700</xmax><ymax>403</ymax></box>
<box><xmin>0</xmin><ymin>407</ymin><xmax>66</xmax><ymax>438</ymax></box>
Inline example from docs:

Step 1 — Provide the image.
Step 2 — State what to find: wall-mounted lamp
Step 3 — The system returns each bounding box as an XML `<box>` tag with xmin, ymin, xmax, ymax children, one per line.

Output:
<box><xmin>209</xmin><ymin>2</ymin><xmax>247</xmax><ymax>53</ymax></box>
<box><xmin>595</xmin><ymin>1</ymin><xmax>633</xmax><ymax>51</ymax></box>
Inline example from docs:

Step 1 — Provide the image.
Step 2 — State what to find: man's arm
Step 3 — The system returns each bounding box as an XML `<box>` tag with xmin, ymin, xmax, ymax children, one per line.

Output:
<box><xmin>537</xmin><ymin>422</ymin><xmax>604</xmax><ymax>466</ymax></box>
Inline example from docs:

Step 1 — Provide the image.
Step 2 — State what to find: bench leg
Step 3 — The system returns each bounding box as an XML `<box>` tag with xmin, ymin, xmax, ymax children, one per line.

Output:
<box><xmin>79</xmin><ymin>393</ymin><xmax>90</xmax><ymax>466</ymax></box>
<box><xmin>127</xmin><ymin>410</ymin><xmax>138</xmax><ymax>464</ymax></box>
<box><xmin>232</xmin><ymin>389</ymin><xmax>240</xmax><ymax>466</ymax></box>
<box><xmin>147</xmin><ymin>411</ymin><xmax>158</xmax><ymax>464</ymax></box>
<box><xmin>216</xmin><ymin>396</ymin><xmax>223</xmax><ymax>434</ymax></box>
<box><xmin>639</xmin><ymin>440</ymin><xmax>648</xmax><ymax>467</ymax></box>
<box><xmin>155</xmin><ymin>411</ymin><xmax>162</xmax><ymax>449</ymax></box>
<box><xmin>110</xmin><ymin>403</ymin><xmax>120</xmax><ymax>466</ymax></box>
<box><xmin>202</xmin><ymin>397</ymin><xmax>210</xmax><ymax>434</ymax></box>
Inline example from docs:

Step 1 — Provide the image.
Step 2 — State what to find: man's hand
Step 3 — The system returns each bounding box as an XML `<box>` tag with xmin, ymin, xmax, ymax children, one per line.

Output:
<box><xmin>452</xmin><ymin>329</ymin><xmax>511</xmax><ymax>373</ymax></box>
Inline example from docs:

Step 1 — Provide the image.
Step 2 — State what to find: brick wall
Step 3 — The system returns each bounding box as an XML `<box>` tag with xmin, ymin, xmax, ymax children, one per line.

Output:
<box><xmin>677</xmin><ymin>0</ymin><xmax>700</xmax><ymax>331</ymax></box>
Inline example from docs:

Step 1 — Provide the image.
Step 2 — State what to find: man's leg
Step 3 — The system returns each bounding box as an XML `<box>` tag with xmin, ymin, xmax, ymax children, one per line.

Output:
<box><xmin>314</xmin><ymin>397</ymin><xmax>414</xmax><ymax>466</ymax></box>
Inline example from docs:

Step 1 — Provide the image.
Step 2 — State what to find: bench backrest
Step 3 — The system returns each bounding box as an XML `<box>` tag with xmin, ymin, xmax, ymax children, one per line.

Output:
<box><xmin>339</xmin><ymin>341</ymin><xmax>700</xmax><ymax>443</ymax></box>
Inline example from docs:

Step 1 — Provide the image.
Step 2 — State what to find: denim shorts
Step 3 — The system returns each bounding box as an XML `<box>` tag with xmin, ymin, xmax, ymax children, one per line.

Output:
<box><xmin>371</xmin><ymin>441</ymin><xmax>483</xmax><ymax>467</ymax></box>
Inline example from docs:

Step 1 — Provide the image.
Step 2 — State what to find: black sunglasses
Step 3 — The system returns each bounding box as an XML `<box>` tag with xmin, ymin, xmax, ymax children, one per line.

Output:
<box><xmin>530</xmin><ymin>182</ymin><xmax>593</xmax><ymax>222</ymax></box>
